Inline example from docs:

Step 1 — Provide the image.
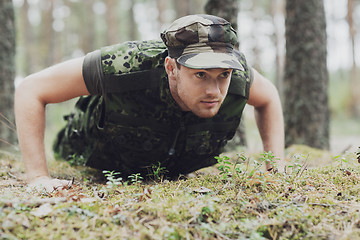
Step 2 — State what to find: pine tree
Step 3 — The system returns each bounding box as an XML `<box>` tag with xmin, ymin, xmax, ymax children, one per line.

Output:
<box><xmin>284</xmin><ymin>0</ymin><xmax>329</xmax><ymax>149</ymax></box>
<box><xmin>0</xmin><ymin>0</ymin><xmax>17</xmax><ymax>148</ymax></box>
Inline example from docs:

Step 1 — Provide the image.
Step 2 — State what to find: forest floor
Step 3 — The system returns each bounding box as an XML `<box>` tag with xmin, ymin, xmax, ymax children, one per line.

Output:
<box><xmin>1</xmin><ymin>144</ymin><xmax>360</xmax><ymax>240</ymax></box>
<box><xmin>2</xmin><ymin>103</ymin><xmax>360</xmax><ymax>239</ymax></box>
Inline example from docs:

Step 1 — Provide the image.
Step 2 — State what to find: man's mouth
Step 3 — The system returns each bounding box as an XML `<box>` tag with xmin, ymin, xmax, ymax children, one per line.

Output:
<box><xmin>200</xmin><ymin>100</ymin><xmax>219</xmax><ymax>107</ymax></box>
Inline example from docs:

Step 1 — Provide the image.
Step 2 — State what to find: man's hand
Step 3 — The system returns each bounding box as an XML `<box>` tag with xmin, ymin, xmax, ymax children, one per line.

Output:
<box><xmin>15</xmin><ymin>57</ymin><xmax>89</xmax><ymax>190</ymax></box>
<box><xmin>247</xmin><ymin>68</ymin><xmax>285</xmax><ymax>171</ymax></box>
<box><xmin>28</xmin><ymin>176</ymin><xmax>72</xmax><ymax>192</ymax></box>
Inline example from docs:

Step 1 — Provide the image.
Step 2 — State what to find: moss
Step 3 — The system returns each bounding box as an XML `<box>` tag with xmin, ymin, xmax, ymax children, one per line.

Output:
<box><xmin>2</xmin><ymin>148</ymin><xmax>360</xmax><ymax>239</ymax></box>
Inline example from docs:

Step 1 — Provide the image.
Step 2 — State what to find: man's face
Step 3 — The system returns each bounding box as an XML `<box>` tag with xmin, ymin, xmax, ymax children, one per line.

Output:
<box><xmin>168</xmin><ymin>60</ymin><xmax>232</xmax><ymax>118</ymax></box>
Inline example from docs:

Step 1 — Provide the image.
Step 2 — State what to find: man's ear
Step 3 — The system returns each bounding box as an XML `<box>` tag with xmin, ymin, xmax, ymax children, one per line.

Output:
<box><xmin>165</xmin><ymin>57</ymin><xmax>177</xmax><ymax>78</ymax></box>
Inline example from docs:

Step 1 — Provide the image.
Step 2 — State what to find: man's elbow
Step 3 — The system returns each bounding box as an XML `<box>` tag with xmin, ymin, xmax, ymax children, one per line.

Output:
<box><xmin>15</xmin><ymin>75</ymin><xmax>46</xmax><ymax>107</ymax></box>
<box><xmin>15</xmin><ymin>76</ymin><xmax>31</xmax><ymax>101</ymax></box>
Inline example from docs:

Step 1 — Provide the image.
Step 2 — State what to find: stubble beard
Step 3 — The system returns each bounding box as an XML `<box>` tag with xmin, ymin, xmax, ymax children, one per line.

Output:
<box><xmin>169</xmin><ymin>72</ymin><xmax>223</xmax><ymax>118</ymax></box>
<box><xmin>176</xmin><ymin>88</ymin><xmax>223</xmax><ymax>118</ymax></box>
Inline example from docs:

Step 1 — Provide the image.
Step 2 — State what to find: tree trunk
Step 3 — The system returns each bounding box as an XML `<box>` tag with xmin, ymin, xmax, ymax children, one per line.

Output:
<box><xmin>0</xmin><ymin>0</ymin><xmax>17</xmax><ymax>148</ymax></box>
<box><xmin>284</xmin><ymin>0</ymin><xmax>329</xmax><ymax>149</ymax></box>
<box><xmin>128</xmin><ymin>0</ymin><xmax>137</xmax><ymax>40</ymax></box>
<box><xmin>205</xmin><ymin>0</ymin><xmax>239</xmax><ymax>31</ymax></box>
<box><xmin>347</xmin><ymin>0</ymin><xmax>359</xmax><ymax>118</ymax></box>
<box><xmin>205</xmin><ymin>0</ymin><xmax>247</xmax><ymax>148</ymax></box>
<box><xmin>20</xmin><ymin>0</ymin><xmax>33</xmax><ymax>75</ymax></box>
<box><xmin>174</xmin><ymin>0</ymin><xmax>191</xmax><ymax>18</ymax></box>
<box><xmin>105</xmin><ymin>0</ymin><xmax>118</xmax><ymax>45</ymax></box>
<box><xmin>157</xmin><ymin>0</ymin><xmax>166</xmax><ymax>33</ymax></box>
<box><xmin>248</xmin><ymin>0</ymin><xmax>262</xmax><ymax>71</ymax></box>
<box><xmin>80</xmin><ymin>0</ymin><xmax>96</xmax><ymax>53</ymax></box>
<box><xmin>40</xmin><ymin>0</ymin><xmax>55</xmax><ymax>67</ymax></box>
<box><xmin>270</xmin><ymin>0</ymin><xmax>285</xmax><ymax>101</ymax></box>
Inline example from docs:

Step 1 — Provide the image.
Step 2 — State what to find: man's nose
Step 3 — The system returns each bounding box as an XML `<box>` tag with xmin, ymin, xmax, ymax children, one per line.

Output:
<box><xmin>205</xmin><ymin>78</ymin><xmax>220</xmax><ymax>96</ymax></box>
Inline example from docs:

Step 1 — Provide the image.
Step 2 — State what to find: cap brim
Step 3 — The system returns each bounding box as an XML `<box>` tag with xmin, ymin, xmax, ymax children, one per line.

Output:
<box><xmin>177</xmin><ymin>52</ymin><xmax>244</xmax><ymax>71</ymax></box>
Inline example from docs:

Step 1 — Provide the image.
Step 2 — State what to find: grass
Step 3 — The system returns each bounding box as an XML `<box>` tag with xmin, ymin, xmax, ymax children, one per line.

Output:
<box><xmin>1</xmin><ymin>146</ymin><xmax>360</xmax><ymax>239</ymax></box>
<box><xmin>1</xmin><ymin>96</ymin><xmax>360</xmax><ymax>239</ymax></box>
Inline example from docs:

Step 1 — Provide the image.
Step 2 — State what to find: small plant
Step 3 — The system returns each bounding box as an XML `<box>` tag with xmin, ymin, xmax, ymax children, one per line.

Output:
<box><xmin>147</xmin><ymin>162</ymin><xmax>168</xmax><ymax>181</ymax></box>
<box><xmin>103</xmin><ymin>170</ymin><xmax>122</xmax><ymax>189</ymax></box>
<box><xmin>68</xmin><ymin>153</ymin><xmax>85</xmax><ymax>166</ymax></box>
<box><xmin>286</xmin><ymin>154</ymin><xmax>309</xmax><ymax>182</ymax></box>
<box><xmin>128</xmin><ymin>173</ymin><xmax>143</xmax><ymax>185</ymax></box>
<box><xmin>199</xmin><ymin>204</ymin><xmax>215</xmax><ymax>223</ymax></box>
<box><xmin>260</xmin><ymin>151</ymin><xmax>278</xmax><ymax>171</ymax></box>
<box><xmin>215</xmin><ymin>155</ymin><xmax>232</xmax><ymax>180</ymax></box>
<box><xmin>287</xmin><ymin>154</ymin><xmax>304</xmax><ymax>174</ymax></box>
<box><xmin>247</xmin><ymin>158</ymin><xmax>262</xmax><ymax>179</ymax></box>
<box><xmin>234</xmin><ymin>153</ymin><xmax>247</xmax><ymax>176</ymax></box>
<box><xmin>334</xmin><ymin>153</ymin><xmax>349</xmax><ymax>170</ymax></box>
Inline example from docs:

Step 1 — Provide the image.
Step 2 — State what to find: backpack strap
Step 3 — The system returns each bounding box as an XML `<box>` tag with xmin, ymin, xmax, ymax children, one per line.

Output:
<box><xmin>228</xmin><ymin>70</ymin><xmax>250</xmax><ymax>99</ymax></box>
<box><xmin>103</xmin><ymin>68</ymin><xmax>164</xmax><ymax>93</ymax></box>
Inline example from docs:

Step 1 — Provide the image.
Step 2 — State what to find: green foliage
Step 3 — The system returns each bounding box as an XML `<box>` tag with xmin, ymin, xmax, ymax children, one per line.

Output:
<box><xmin>147</xmin><ymin>162</ymin><xmax>168</xmax><ymax>181</ymax></box>
<box><xmin>215</xmin><ymin>155</ymin><xmax>232</xmax><ymax>180</ymax></box>
<box><xmin>127</xmin><ymin>173</ymin><xmax>143</xmax><ymax>185</ymax></box>
<box><xmin>334</xmin><ymin>153</ymin><xmax>349</xmax><ymax>169</ymax></box>
<box><xmin>215</xmin><ymin>152</ymin><xmax>280</xmax><ymax>191</ymax></box>
<box><xmin>334</xmin><ymin>150</ymin><xmax>358</xmax><ymax>176</ymax></box>
<box><xmin>102</xmin><ymin>170</ymin><xmax>122</xmax><ymax>189</ymax></box>
<box><xmin>259</xmin><ymin>151</ymin><xmax>278</xmax><ymax>170</ymax></box>
<box><xmin>287</xmin><ymin>154</ymin><xmax>304</xmax><ymax>173</ymax></box>
<box><xmin>286</xmin><ymin>153</ymin><xmax>309</xmax><ymax>177</ymax></box>
<box><xmin>67</xmin><ymin>153</ymin><xmax>85</xmax><ymax>166</ymax></box>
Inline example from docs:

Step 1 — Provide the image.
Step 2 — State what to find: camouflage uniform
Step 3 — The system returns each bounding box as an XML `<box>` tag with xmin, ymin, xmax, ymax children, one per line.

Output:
<box><xmin>53</xmin><ymin>15</ymin><xmax>252</xmax><ymax>179</ymax></box>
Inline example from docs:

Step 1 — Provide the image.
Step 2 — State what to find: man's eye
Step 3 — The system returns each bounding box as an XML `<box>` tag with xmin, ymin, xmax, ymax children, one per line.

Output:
<box><xmin>220</xmin><ymin>72</ymin><xmax>231</xmax><ymax>78</ymax></box>
<box><xmin>195</xmin><ymin>72</ymin><xmax>206</xmax><ymax>78</ymax></box>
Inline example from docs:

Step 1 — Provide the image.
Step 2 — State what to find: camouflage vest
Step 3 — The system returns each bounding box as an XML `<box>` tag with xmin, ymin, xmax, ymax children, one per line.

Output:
<box><xmin>53</xmin><ymin>40</ymin><xmax>251</xmax><ymax>178</ymax></box>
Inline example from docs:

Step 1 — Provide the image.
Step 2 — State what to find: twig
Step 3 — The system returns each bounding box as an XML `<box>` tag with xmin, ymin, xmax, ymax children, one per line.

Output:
<box><xmin>298</xmin><ymin>163</ymin><xmax>309</xmax><ymax>178</ymax></box>
<box><xmin>7</xmin><ymin>172</ymin><xmax>19</xmax><ymax>180</ymax></box>
<box><xmin>0</xmin><ymin>112</ymin><xmax>16</xmax><ymax>129</ymax></box>
<box><xmin>0</xmin><ymin>138</ymin><xmax>18</xmax><ymax>149</ymax></box>
<box><xmin>308</xmin><ymin>203</ymin><xmax>335</xmax><ymax>207</ymax></box>
<box><xmin>68</xmin><ymin>177</ymin><xmax>75</xmax><ymax>189</ymax></box>
<box><xmin>244</xmin><ymin>156</ymin><xmax>251</xmax><ymax>176</ymax></box>
<box><xmin>293</xmin><ymin>154</ymin><xmax>310</xmax><ymax>180</ymax></box>
<box><xmin>341</xmin><ymin>145</ymin><xmax>352</xmax><ymax>155</ymax></box>
<box><xmin>0</xmin><ymin>119</ymin><xmax>16</xmax><ymax>132</ymax></box>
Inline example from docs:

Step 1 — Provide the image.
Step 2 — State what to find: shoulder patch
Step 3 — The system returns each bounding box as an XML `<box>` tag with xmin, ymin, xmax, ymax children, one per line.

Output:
<box><xmin>101</xmin><ymin>40</ymin><xmax>168</xmax><ymax>75</ymax></box>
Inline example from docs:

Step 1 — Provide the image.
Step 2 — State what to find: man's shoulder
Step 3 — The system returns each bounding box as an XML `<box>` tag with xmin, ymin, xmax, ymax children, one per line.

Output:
<box><xmin>101</xmin><ymin>40</ymin><xmax>168</xmax><ymax>75</ymax></box>
<box><xmin>228</xmin><ymin>50</ymin><xmax>252</xmax><ymax>99</ymax></box>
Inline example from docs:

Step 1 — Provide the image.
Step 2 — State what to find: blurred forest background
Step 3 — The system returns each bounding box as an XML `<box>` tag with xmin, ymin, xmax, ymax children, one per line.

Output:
<box><xmin>1</xmin><ymin>0</ymin><xmax>359</xmax><ymax>155</ymax></box>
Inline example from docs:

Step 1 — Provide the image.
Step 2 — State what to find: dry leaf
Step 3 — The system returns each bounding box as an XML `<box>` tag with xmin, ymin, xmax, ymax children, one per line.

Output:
<box><xmin>193</xmin><ymin>187</ymin><xmax>212</xmax><ymax>194</ymax></box>
<box><xmin>31</xmin><ymin>203</ymin><xmax>53</xmax><ymax>218</ymax></box>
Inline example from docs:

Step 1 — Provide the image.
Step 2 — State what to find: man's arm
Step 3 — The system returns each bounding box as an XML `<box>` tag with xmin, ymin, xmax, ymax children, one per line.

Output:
<box><xmin>15</xmin><ymin>57</ymin><xmax>90</xmax><ymax>191</ymax></box>
<box><xmin>246</xmin><ymin>68</ymin><xmax>285</xmax><ymax>171</ymax></box>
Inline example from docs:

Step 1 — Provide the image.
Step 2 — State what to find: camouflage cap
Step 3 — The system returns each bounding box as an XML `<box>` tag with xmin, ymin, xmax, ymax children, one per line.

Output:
<box><xmin>161</xmin><ymin>14</ymin><xmax>244</xmax><ymax>71</ymax></box>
